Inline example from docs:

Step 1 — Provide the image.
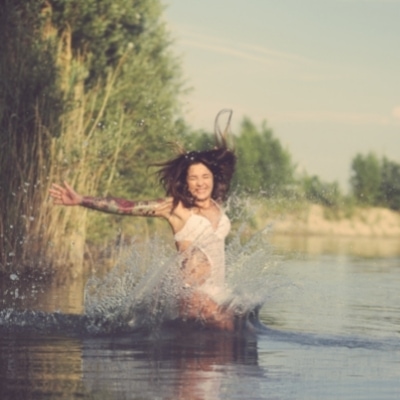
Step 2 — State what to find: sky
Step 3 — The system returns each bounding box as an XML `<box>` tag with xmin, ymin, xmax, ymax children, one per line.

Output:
<box><xmin>162</xmin><ymin>0</ymin><xmax>400</xmax><ymax>191</ymax></box>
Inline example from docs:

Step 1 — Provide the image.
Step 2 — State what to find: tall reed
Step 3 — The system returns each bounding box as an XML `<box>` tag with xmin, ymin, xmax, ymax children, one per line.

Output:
<box><xmin>0</xmin><ymin>1</ymin><xmax>60</xmax><ymax>274</ymax></box>
<box><xmin>1</xmin><ymin>3</ymin><xmax>134</xmax><ymax>277</ymax></box>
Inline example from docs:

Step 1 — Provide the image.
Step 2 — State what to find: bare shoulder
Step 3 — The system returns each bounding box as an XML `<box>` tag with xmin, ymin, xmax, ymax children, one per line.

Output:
<box><xmin>172</xmin><ymin>200</ymin><xmax>191</xmax><ymax>216</ymax></box>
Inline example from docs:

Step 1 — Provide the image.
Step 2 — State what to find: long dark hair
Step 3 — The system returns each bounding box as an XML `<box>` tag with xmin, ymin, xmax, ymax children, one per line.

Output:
<box><xmin>156</xmin><ymin>110</ymin><xmax>236</xmax><ymax>208</ymax></box>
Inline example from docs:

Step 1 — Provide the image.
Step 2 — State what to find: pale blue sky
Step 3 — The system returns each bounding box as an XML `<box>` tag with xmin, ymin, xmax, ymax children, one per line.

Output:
<box><xmin>163</xmin><ymin>0</ymin><xmax>400</xmax><ymax>190</ymax></box>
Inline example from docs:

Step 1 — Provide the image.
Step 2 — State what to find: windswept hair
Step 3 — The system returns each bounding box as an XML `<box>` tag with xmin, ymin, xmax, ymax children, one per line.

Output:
<box><xmin>155</xmin><ymin>110</ymin><xmax>236</xmax><ymax>208</ymax></box>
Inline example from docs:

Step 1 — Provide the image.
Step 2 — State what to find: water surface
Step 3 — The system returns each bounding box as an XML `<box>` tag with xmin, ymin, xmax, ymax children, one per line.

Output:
<box><xmin>1</xmin><ymin>236</ymin><xmax>400</xmax><ymax>399</ymax></box>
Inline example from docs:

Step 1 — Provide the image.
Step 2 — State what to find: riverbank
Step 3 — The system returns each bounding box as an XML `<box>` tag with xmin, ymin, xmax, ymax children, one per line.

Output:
<box><xmin>264</xmin><ymin>204</ymin><xmax>400</xmax><ymax>237</ymax></box>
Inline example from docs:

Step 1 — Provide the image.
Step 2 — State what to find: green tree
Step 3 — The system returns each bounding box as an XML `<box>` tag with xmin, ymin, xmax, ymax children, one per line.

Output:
<box><xmin>301</xmin><ymin>175</ymin><xmax>342</xmax><ymax>208</ymax></box>
<box><xmin>48</xmin><ymin>0</ymin><xmax>165</xmax><ymax>88</ymax></box>
<box><xmin>350</xmin><ymin>152</ymin><xmax>382</xmax><ymax>205</ymax></box>
<box><xmin>44</xmin><ymin>0</ymin><xmax>184</xmax><ymax>198</ymax></box>
<box><xmin>233</xmin><ymin>118</ymin><xmax>295</xmax><ymax>195</ymax></box>
<box><xmin>0</xmin><ymin>0</ymin><xmax>185</xmax><ymax>274</ymax></box>
<box><xmin>47</xmin><ymin>0</ymin><xmax>186</xmax><ymax>268</ymax></box>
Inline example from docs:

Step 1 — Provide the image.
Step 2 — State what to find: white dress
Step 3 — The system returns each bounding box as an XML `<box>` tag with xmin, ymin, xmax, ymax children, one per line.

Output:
<box><xmin>174</xmin><ymin>206</ymin><xmax>231</xmax><ymax>299</ymax></box>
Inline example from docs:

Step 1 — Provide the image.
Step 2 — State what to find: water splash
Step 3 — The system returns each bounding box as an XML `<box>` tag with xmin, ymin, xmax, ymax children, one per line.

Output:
<box><xmin>82</xmin><ymin>224</ymin><xmax>283</xmax><ymax>334</ymax></box>
<box><xmin>0</xmin><ymin>208</ymin><xmax>285</xmax><ymax>336</ymax></box>
<box><xmin>84</xmin><ymin>236</ymin><xmax>182</xmax><ymax>333</ymax></box>
<box><xmin>226</xmin><ymin>225</ymin><xmax>285</xmax><ymax>311</ymax></box>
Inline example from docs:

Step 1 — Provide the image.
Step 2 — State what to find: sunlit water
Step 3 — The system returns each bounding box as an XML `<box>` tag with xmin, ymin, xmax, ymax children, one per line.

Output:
<box><xmin>1</xmin><ymin>233</ymin><xmax>400</xmax><ymax>400</ymax></box>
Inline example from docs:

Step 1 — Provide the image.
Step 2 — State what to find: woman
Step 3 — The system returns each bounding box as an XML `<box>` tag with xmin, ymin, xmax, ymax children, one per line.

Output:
<box><xmin>50</xmin><ymin>110</ymin><xmax>237</xmax><ymax>330</ymax></box>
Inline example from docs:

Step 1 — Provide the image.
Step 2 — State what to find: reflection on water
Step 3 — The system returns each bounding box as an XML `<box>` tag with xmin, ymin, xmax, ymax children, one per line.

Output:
<box><xmin>0</xmin><ymin>273</ymin><xmax>85</xmax><ymax>315</ymax></box>
<box><xmin>0</xmin><ymin>334</ymin><xmax>84</xmax><ymax>399</ymax></box>
<box><xmin>271</xmin><ymin>234</ymin><xmax>400</xmax><ymax>258</ymax></box>
<box><xmin>0</xmin><ymin>330</ymin><xmax>263</xmax><ymax>400</ymax></box>
<box><xmin>83</xmin><ymin>331</ymin><xmax>262</xmax><ymax>400</ymax></box>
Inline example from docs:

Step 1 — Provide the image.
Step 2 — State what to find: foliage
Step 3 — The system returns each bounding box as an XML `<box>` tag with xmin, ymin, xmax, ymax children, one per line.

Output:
<box><xmin>0</xmin><ymin>0</ymin><xmax>185</xmax><ymax>275</ymax></box>
<box><xmin>187</xmin><ymin>129</ymin><xmax>216</xmax><ymax>151</ymax></box>
<box><xmin>48</xmin><ymin>0</ymin><xmax>165</xmax><ymax>88</ymax></box>
<box><xmin>43</xmin><ymin>0</ymin><xmax>185</xmax><ymax>199</ymax></box>
<box><xmin>232</xmin><ymin>118</ymin><xmax>295</xmax><ymax>195</ymax></box>
<box><xmin>350</xmin><ymin>152</ymin><xmax>381</xmax><ymax>206</ymax></box>
<box><xmin>379</xmin><ymin>157</ymin><xmax>400</xmax><ymax>210</ymax></box>
<box><xmin>301</xmin><ymin>175</ymin><xmax>342</xmax><ymax>208</ymax></box>
<box><xmin>349</xmin><ymin>152</ymin><xmax>400</xmax><ymax>211</ymax></box>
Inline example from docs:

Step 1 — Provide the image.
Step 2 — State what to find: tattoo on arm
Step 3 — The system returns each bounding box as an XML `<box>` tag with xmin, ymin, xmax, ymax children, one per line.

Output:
<box><xmin>80</xmin><ymin>196</ymin><xmax>165</xmax><ymax>216</ymax></box>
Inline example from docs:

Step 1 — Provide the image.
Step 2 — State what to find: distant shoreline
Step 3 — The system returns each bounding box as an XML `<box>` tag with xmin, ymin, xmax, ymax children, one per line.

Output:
<box><xmin>266</xmin><ymin>204</ymin><xmax>400</xmax><ymax>238</ymax></box>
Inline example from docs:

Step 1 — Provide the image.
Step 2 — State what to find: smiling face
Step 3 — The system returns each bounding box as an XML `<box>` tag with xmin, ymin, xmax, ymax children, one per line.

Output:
<box><xmin>186</xmin><ymin>162</ymin><xmax>214</xmax><ymax>203</ymax></box>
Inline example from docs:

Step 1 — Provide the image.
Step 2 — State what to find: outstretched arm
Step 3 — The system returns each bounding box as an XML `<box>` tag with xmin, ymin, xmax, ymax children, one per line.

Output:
<box><xmin>80</xmin><ymin>195</ymin><xmax>168</xmax><ymax>216</ymax></box>
<box><xmin>49</xmin><ymin>182</ymin><xmax>171</xmax><ymax>217</ymax></box>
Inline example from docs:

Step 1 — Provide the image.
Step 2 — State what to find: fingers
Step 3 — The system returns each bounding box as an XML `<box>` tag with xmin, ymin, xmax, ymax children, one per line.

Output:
<box><xmin>49</xmin><ymin>185</ymin><xmax>65</xmax><ymax>198</ymax></box>
<box><xmin>49</xmin><ymin>182</ymin><xmax>72</xmax><ymax>194</ymax></box>
<box><xmin>63</xmin><ymin>181</ymin><xmax>74</xmax><ymax>192</ymax></box>
<box><xmin>49</xmin><ymin>182</ymin><xmax>68</xmax><ymax>204</ymax></box>
<box><xmin>49</xmin><ymin>181</ymin><xmax>82</xmax><ymax>206</ymax></box>
<box><xmin>62</xmin><ymin>181</ymin><xmax>79</xmax><ymax>199</ymax></box>
<box><xmin>49</xmin><ymin>183</ymin><xmax>66</xmax><ymax>195</ymax></box>
<box><xmin>51</xmin><ymin>183</ymin><xmax>65</xmax><ymax>191</ymax></box>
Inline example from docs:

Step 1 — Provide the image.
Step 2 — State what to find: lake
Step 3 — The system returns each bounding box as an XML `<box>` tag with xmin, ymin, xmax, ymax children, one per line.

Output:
<box><xmin>1</xmin><ymin>235</ymin><xmax>400</xmax><ymax>400</ymax></box>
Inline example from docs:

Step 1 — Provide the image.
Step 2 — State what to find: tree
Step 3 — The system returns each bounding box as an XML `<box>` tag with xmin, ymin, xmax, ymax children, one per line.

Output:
<box><xmin>380</xmin><ymin>157</ymin><xmax>400</xmax><ymax>210</ymax></box>
<box><xmin>44</xmin><ymin>0</ymin><xmax>184</xmax><ymax>198</ymax></box>
<box><xmin>301</xmin><ymin>175</ymin><xmax>342</xmax><ymax>208</ymax></box>
<box><xmin>350</xmin><ymin>152</ymin><xmax>400</xmax><ymax>210</ymax></box>
<box><xmin>350</xmin><ymin>152</ymin><xmax>381</xmax><ymax>206</ymax></box>
<box><xmin>0</xmin><ymin>0</ymin><xmax>185</xmax><ymax>274</ymax></box>
<box><xmin>233</xmin><ymin>118</ymin><xmax>295</xmax><ymax>195</ymax></box>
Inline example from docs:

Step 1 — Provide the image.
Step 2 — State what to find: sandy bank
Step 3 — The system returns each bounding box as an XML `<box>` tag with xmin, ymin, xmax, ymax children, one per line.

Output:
<box><xmin>267</xmin><ymin>204</ymin><xmax>400</xmax><ymax>237</ymax></box>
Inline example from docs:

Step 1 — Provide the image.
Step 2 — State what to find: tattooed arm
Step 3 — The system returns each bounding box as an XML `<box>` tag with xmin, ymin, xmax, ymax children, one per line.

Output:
<box><xmin>49</xmin><ymin>181</ymin><xmax>172</xmax><ymax>218</ymax></box>
<box><xmin>80</xmin><ymin>196</ymin><xmax>169</xmax><ymax>217</ymax></box>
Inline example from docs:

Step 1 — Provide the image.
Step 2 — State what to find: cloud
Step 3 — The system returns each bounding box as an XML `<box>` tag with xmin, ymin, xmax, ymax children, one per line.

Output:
<box><xmin>170</xmin><ymin>26</ymin><xmax>315</xmax><ymax>68</ymax></box>
<box><xmin>180</xmin><ymin>38</ymin><xmax>277</xmax><ymax>66</ymax></box>
<box><xmin>392</xmin><ymin>106</ymin><xmax>400</xmax><ymax>120</ymax></box>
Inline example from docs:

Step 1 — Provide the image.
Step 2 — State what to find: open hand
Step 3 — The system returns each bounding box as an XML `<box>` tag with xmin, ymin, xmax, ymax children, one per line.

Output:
<box><xmin>49</xmin><ymin>181</ymin><xmax>83</xmax><ymax>206</ymax></box>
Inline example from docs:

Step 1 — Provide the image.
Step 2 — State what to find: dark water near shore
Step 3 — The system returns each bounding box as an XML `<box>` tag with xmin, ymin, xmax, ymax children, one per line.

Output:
<box><xmin>1</xmin><ymin>235</ymin><xmax>400</xmax><ymax>399</ymax></box>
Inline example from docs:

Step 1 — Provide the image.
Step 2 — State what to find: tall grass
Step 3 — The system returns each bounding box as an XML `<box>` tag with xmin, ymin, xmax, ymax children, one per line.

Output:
<box><xmin>0</xmin><ymin>2</ymin><xmax>134</xmax><ymax>277</ymax></box>
<box><xmin>0</xmin><ymin>1</ymin><xmax>59</xmax><ymax>275</ymax></box>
